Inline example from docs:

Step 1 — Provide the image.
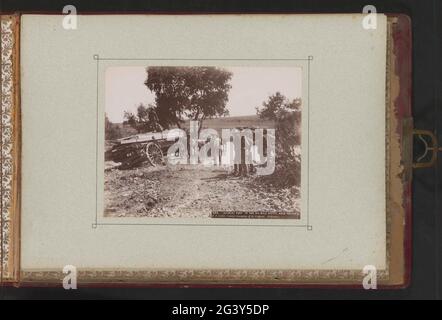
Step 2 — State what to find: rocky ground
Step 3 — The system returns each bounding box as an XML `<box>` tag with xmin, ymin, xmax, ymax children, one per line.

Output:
<box><xmin>104</xmin><ymin>163</ymin><xmax>300</xmax><ymax>218</ymax></box>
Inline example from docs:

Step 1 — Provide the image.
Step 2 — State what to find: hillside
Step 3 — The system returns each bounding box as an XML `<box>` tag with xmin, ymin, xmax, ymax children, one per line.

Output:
<box><xmin>182</xmin><ymin>115</ymin><xmax>275</xmax><ymax>131</ymax></box>
<box><xmin>110</xmin><ymin>115</ymin><xmax>275</xmax><ymax>140</ymax></box>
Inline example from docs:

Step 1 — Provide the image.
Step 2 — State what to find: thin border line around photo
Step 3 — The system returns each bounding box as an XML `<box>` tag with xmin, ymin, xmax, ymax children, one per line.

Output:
<box><xmin>93</xmin><ymin>55</ymin><xmax>313</xmax><ymax>230</ymax></box>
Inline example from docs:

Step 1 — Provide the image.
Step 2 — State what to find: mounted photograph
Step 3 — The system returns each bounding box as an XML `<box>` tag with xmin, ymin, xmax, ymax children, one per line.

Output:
<box><xmin>104</xmin><ymin>66</ymin><xmax>302</xmax><ymax>219</ymax></box>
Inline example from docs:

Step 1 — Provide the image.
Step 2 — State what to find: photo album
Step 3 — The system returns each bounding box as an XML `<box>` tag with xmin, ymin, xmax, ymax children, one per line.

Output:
<box><xmin>0</xmin><ymin>13</ymin><xmax>411</xmax><ymax>287</ymax></box>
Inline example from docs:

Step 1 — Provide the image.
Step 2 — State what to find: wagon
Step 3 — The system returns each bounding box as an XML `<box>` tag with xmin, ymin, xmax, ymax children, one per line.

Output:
<box><xmin>105</xmin><ymin>130</ymin><xmax>183</xmax><ymax>169</ymax></box>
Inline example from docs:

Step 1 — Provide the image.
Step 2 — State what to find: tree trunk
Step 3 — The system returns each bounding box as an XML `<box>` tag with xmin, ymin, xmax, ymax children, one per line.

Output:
<box><xmin>197</xmin><ymin>116</ymin><xmax>206</xmax><ymax>135</ymax></box>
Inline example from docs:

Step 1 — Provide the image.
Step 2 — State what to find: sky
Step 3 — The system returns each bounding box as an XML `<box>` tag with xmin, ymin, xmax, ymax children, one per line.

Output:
<box><xmin>105</xmin><ymin>66</ymin><xmax>302</xmax><ymax>123</ymax></box>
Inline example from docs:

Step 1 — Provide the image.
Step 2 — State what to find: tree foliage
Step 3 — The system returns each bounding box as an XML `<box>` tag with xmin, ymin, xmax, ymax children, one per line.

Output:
<box><xmin>123</xmin><ymin>104</ymin><xmax>164</xmax><ymax>133</ymax></box>
<box><xmin>105</xmin><ymin>114</ymin><xmax>122</xmax><ymax>140</ymax></box>
<box><xmin>256</xmin><ymin>92</ymin><xmax>302</xmax><ymax>188</ymax></box>
<box><xmin>145</xmin><ymin>67</ymin><xmax>232</xmax><ymax>130</ymax></box>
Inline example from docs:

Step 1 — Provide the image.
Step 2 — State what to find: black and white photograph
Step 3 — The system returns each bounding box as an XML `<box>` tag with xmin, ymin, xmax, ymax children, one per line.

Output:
<box><xmin>104</xmin><ymin>66</ymin><xmax>302</xmax><ymax>219</ymax></box>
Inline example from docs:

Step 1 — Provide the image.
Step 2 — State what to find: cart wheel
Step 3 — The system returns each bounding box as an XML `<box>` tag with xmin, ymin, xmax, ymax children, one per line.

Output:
<box><xmin>145</xmin><ymin>142</ymin><xmax>164</xmax><ymax>166</ymax></box>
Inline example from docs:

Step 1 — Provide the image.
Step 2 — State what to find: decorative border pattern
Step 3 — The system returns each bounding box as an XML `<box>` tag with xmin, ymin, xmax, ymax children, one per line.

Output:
<box><xmin>22</xmin><ymin>267</ymin><xmax>389</xmax><ymax>284</ymax></box>
<box><xmin>0</xmin><ymin>17</ymin><xmax>14</xmax><ymax>279</ymax></box>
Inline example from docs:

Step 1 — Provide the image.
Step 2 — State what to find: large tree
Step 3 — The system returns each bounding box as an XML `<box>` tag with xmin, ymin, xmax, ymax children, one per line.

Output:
<box><xmin>256</xmin><ymin>92</ymin><xmax>302</xmax><ymax>188</ymax></box>
<box><xmin>145</xmin><ymin>67</ymin><xmax>232</xmax><ymax>131</ymax></box>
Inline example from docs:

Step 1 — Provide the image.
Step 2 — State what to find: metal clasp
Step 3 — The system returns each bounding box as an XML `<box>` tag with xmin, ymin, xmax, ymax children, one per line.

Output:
<box><xmin>413</xmin><ymin>130</ymin><xmax>441</xmax><ymax>168</ymax></box>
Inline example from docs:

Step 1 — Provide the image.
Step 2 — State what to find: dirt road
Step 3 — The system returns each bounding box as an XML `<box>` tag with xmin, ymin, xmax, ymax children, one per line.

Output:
<box><xmin>104</xmin><ymin>164</ymin><xmax>299</xmax><ymax>218</ymax></box>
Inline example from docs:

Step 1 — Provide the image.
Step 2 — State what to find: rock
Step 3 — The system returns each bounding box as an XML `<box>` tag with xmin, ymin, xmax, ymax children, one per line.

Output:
<box><xmin>145</xmin><ymin>197</ymin><xmax>158</xmax><ymax>208</ymax></box>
